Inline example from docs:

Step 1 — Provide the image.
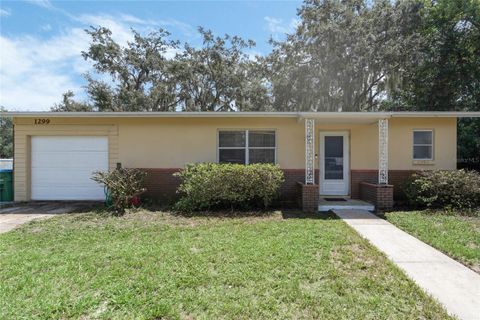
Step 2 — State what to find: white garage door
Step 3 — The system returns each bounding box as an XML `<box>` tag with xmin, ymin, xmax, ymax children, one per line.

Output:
<box><xmin>31</xmin><ymin>136</ymin><xmax>109</xmax><ymax>200</ymax></box>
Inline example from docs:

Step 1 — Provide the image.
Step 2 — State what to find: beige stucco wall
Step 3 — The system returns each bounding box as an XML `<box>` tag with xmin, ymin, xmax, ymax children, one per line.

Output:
<box><xmin>389</xmin><ymin>117</ymin><xmax>457</xmax><ymax>170</ymax></box>
<box><xmin>117</xmin><ymin>117</ymin><xmax>304</xmax><ymax>168</ymax></box>
<box><xmin>12</xmin><ymin>116</ymin><xmax>457</xmax><ymax>201</ymax></box>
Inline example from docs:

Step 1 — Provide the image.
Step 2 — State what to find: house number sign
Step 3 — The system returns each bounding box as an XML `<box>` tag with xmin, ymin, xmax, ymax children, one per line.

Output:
<box><xmin>34</xmin><ymin>118</ymin><xmax>51</xmax><ymax>125</ymax></box>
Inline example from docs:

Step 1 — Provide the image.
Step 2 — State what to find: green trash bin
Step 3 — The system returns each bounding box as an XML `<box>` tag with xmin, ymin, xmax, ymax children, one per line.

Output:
<box><xmin>0</xmin><ymin>169</ymin><xmax>13</xmax><ymax>202</ymax></box>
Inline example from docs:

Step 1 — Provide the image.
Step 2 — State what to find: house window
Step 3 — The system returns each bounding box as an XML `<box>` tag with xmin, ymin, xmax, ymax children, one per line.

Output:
<box><xmin>218</xmin><ymin>130</ymin><xmax>276</xmax><ymax>164</ymax></box>
<box><xmin>413</xmin><ymin>130</ymin><xmax>433</xmax><ymax>160</ymax></box>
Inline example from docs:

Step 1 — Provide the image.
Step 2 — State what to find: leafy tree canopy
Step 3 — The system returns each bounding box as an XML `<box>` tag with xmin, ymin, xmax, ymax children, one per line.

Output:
<box><xmin>389</xmin><ymin>0</ymin><xmax>479</xmax><ymax>169</ymax></box>
<box><xmin>53</xmin><ymin>27</ymin><xmax>270</xmax><ymax>112</ymax></box>
<box><xmin>0</xmin><ymin>107</ymin><xmax>13</xmax><ymax>159</ymax></box>
<box><xmin>267</xmin><ymin>0</ymin><xmax>424</xmax><ymax>111</ymax></box>
<box><xmin>55</xmin><ymin>0</ymin><xmax>479</xmax><ymax>114</ymax></box>
<box><xmin>21</xmin><ymin>0</ymin><xmax>480</xmax><ymax>169</ymax></box>
<box><xmin>391</xmin><ymin>0</ymin><xmax>480</xmax><ymax>112</ymax></box>
<box><xmin>52</xmin><ymin>91</ymin><xmax>93</xmax><ymax>112</ymax></box>
<box><xmin>266</xmin><ymin>0</ymin><xmax>478</xmax><ymax>168</ymax></box>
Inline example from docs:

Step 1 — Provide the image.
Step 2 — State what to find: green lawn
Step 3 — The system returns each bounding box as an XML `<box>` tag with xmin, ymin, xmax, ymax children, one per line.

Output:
<box><xmin>0</xmin><ymin>210</ymin><xmax>451</xmax><ymax>319</ymax></box>
<box><xmin>386</xmin><ymin>211</ymin><xmax>480</xmax><ymax>273</ymax></box>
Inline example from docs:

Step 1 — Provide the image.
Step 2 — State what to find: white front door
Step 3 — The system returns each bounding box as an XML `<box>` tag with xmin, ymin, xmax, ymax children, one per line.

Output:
<box><xmin>319</xmin><ymin>132</ymin><xmax>349</xmax><ymax>196</ymax></box>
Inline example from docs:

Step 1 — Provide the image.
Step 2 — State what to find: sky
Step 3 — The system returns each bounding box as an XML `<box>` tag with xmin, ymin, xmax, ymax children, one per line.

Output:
<box><xmin>0</xmin><ymin>0</ymin><xmax>302</xmax><ymax>111</ymax></box>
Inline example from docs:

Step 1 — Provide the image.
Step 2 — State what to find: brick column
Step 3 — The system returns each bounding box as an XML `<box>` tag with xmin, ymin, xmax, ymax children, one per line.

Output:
<box><xmin>359</xmin><ymin>181</ymin><xmax>393</xmax><ymax>211</ymax></box>
<box><xmin>297</xmin><ymin>182</ymin><xmax>319</xmax><ymax>213</ymax></box>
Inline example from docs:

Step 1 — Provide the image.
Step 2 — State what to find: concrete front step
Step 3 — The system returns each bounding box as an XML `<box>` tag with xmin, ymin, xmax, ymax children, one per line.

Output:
<box><xmin>318</xmin><ymin>198</ymin><xmax>374</xmax><ymax>211</ymax></box>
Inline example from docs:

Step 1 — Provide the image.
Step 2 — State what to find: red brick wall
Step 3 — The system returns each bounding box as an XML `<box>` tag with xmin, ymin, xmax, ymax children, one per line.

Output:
<box><xmin>297</xmin><ymin>182</ymin><xmax>319</xmax><ymax>213</ymax></box>
<box><xmin>280</xmin><ymin>169</ymin><xmax>303</xmax><ymax>205</ymax></box>
<box><xmin>141</xmin><ymin>168</ymin><xmax>319</xmax><ymax>206</ymax></box>
<box><xmin>359</xmin><ymin>181</ymin><xmax>394</xmax><ymax>211</ymax></box>
<box><xmin>142</xmin><ymin>168</ymin><xmax>414</xmax><ymax>206</ymax></box>
<box><xmin>377</xmin><ymin>186</ymin><xmax>394</xmax><ymax>210</ymax></box>
<box><xmin>351</xmin><ymin>170</ymin><xmax>378</xmax><ymax>199</ymax></box>
<box><xmin>280</xmin><ymin>169</ymin><xmax>319</xmax><ymax>206</ymax></box>
<box><xmin>142</xmin><ymin>168</ymin><xmax>181</xmax><ymax>203</ymax></box>
<box><xmin>359</xmin><ymin>181</ymin><xmax>377</xmax><ymax>204</ymax></box>
<box><xmin>388</xmin><ymin>170</ymin><xmax>416</xmax><ymax>200</ymax></box>
<box><xmin>351</xmin><ymin>170</ymin><xmax>415</xmax><ymax>200</ymax></box>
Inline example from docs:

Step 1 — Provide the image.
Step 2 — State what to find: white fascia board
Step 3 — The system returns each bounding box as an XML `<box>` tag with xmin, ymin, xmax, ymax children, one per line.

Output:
<box><xmin>0</xmin><ymin>111</ymin><xmax>300</xmax><ymax>118</ymax></box>
<box><xmin>298</xmin><ymin>112</ymin><xmax>391</xmax><ymax>119</ymax></box>
<box><xmin>390</xmin><ymin>111</ymin><xmax>480</xmax><ymax>118</ymax></box>
<box><xmin>2</xmin><ymin>111</ymin><xmax>479</xmax><ymax>119</ymax></box>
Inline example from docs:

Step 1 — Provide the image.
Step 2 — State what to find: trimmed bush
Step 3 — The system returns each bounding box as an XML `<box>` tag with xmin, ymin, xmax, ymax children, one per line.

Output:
<box><xmin>92</xmin><ymin>168</ymin><xmax>147</xmax><ymax>215</ymax></box>
<box><xmin>403</xmin><ymin>170</ymin><xmax>480</xmax><ymax>211</ymax></box>
<box><xmin>173</xmin><ymin>163</ymin><xmax>285</xmax><ymax>212</ymax></box>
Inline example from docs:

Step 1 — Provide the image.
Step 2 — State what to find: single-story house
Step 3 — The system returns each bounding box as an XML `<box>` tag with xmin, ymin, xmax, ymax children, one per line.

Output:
<box><xmin>3</xmin><ymin>111</ymin><xmax>479</xmax><ymax>211</ymax></box>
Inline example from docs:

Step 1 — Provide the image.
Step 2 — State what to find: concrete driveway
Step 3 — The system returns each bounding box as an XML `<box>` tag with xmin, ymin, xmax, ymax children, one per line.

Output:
<box><xmin>0</xmin><ymin>202</ymin><xmax>99</xmax><ymax>233</ymax></box>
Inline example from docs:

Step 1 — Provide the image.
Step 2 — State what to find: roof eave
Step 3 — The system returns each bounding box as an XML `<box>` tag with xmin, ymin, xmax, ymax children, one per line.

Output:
<box><xmin>1</xmin><ymin>111</ymin><xmax>479</xmax><ymax>118</ymax></box>
<box><xmin>1</xmin><ymin>111</ymin><xmax>300</xmax><ymax>118</ymax></box>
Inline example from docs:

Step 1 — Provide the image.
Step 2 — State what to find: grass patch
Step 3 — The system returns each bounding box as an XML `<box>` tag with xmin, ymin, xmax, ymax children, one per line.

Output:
<box><xmin>0</xmin><ymin>210</ymin><xmax>451</xmax><ymax>319</ymax></box>
<box><xmin>386</xmin><ymin>210</ymin><xmax>480</xmax><ymax>273</ymax></box>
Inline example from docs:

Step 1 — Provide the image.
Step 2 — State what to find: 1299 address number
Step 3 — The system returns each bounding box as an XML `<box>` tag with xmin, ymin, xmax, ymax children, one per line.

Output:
<box><xmin>34</xmin><ymin>118</ymin><xmax>50</xmax><ymax>125</ymax></box>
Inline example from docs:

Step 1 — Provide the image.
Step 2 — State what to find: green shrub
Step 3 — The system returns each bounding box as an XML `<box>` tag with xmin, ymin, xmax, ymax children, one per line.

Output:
<box><xmin>173</xmin><ymin>163</ymin><xmax>285</xmax><ymax>212</ymax></box>
<box><xmin>403</xmin><ymin>170</ymin><xmax>480</xmax><ymax>211</ymax></box>
<box><xmin>92</xmin><ymin>168</ymin><xmax>147</xmax><ymax>215</ymax></box>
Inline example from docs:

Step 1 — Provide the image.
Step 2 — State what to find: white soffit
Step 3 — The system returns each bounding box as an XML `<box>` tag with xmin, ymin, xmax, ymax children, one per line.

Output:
<box><xmin>2</xmin><ymin>111</ymin><xmax>479</xmax><ymax>120</ymax></box>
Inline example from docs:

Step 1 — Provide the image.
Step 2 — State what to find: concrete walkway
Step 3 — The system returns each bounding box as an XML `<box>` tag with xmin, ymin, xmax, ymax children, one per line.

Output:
<box><xmin>0</xmin><ymin>213</ymin><xmax>55</xmax><ymax>233</ymax></box>
<box><xmin>334</xmin><ymin>209</ymin><xmax>480</xmax><ymax>320</ymax></box>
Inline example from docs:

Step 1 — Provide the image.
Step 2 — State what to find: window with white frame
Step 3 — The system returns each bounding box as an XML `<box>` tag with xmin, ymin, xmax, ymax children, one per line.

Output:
<box><xmin>218</xmin><ymin>130</ymin><xmax>276</xmax><ymax>164</ymax></box>
<box><xmin>413</xmin><ymin>130</ymin><xmax>433</xmax><ymax>160</ymax></box>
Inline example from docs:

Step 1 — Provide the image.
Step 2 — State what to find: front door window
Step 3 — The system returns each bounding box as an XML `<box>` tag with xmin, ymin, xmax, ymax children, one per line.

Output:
<box><xmin>324</xmin><ymin>136</ymin><xmax>344</xmax><ymax>180</ymax></box>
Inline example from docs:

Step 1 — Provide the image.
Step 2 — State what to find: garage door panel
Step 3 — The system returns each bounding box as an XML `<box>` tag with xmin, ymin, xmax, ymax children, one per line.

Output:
<box><xmin>32</xmin><ymin>152</ymin><xmax>108</xmax><ymax>168</ymax></box>
<box><xmin>32</xmin><ymin>187</ymin><xmax>105</xmax><ymax>200</ymax></box>
<box><xmin>31</xmin><ymin>169</ymin><xmax>100</xmax><ymax>186</ymax></box>
<box><xmin>31</xmin><ymin>136</ymin><xmax>108</xmax><ymax>152</ymax></box>
<box><xmin>31</xmin><ymin>136</ymin><xmax>108</xmax><ymax>200</ymax></box>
